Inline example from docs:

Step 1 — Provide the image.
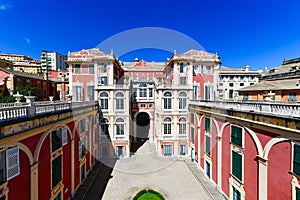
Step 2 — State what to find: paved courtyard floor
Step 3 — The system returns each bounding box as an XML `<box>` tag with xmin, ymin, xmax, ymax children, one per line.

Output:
<box><xmin>102</xmin><ymin>142</ymin><xmax>214</xmax><ymax>200</ymax></box>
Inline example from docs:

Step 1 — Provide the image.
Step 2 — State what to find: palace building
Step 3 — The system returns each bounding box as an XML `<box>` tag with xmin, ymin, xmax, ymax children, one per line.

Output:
<box><xmin>67</xmin><ymin>48</ymin><xmax>221</xmax><ymax>158</ymax></box>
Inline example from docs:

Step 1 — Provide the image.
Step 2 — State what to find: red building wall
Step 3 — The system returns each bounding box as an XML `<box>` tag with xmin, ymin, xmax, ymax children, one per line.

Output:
<box><xmin>268</xmin><ymin>141</ymin><xmax>292</xmax><ymax>200</ymax></box>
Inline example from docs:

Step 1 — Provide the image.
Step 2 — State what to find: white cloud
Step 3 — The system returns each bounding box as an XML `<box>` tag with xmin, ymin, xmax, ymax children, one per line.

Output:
<box><xmin>0</xmin><ymin>4</ymin><xmax>7</xmax><ymax>10</ymax></box>
<box><xmin>24</xmin><ymin>37</ymin><xmax>31</xmax><ymax>45</ymax></box>
<box><xmin>0</xmin><ymin>3</ymin><xmax>11</xmax><ymax>10</ymax></box>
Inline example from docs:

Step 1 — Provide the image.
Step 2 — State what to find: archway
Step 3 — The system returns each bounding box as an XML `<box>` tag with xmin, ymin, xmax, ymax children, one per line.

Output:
<box><xmin>130</xmin><ymin>112</ymin><xmax>150</xmax><ymax>154</ymax></box>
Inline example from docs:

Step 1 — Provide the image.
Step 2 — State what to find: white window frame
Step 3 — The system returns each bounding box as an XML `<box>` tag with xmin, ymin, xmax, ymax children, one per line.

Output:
<box><xmin>163</xmin><ymin>117</ymin><xmax>172</xmax><ymax>135</ymax></box>
<box><xmin>115</xmin><ymin>118</ymin><xmax>125</xmax><ymax>136</ymax></box>
<box><xmin>115</xmin><ymin>92</ymin><xmax>125</xmax><ymax>111</ymax></box>
<box><xmin>6</xmin><ymin>146</ymin><xmax>20</xmax><ymax>180</ymax></box>
<box><xmin>178</xmin><ymin>92</ymin><xmax>187</xmax><ymax>111</ymax></box>
<box><xmin>178</xmin><ymin>117</ymin><xmax>187</xmax><ymax>135</ymax></box>
<box><xmin>163</xmin><ymin>92</ymin><xmax>172</xmax><ymax>110</ymax></box>
<box><xmin>99</xmin><ymin>92</ymin><xmax>109</xmax><ymax>111</ymax></box>
<box><xmin>62</xmin><ymin>126</ymin><xmax>68</xmax><ymax>146</ymax></box>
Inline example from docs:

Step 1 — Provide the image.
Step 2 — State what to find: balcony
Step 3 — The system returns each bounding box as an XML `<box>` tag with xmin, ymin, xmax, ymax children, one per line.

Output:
<box><xmin>189</xmin><ymin>100</ymin><xmax>300</xmax><ymax>118</ymax></box>
<box><xmin>0</xmin><ymin>101</ymin><xmax>98</xmax><ymax>122</ymax></box>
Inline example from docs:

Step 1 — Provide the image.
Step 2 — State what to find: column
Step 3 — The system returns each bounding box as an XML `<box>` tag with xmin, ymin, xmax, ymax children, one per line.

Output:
<box><xmin>30</xmin><ymin>162</ymin><xmax>39</xmax><ymax>200</ymax></box>
<box><xmin>71</xmin><ymin>139</ymin><xmax>75</xmax><ymax>194</ymax></box>
<box><xmin>257</xmin><ymin>156</ymin><xmax>268</xmax><ymax>200</ymax></box>
<box><xmin>217</xmin><ymin>136</ymin><xmax>222</xmax><ymax>188</ymax></box>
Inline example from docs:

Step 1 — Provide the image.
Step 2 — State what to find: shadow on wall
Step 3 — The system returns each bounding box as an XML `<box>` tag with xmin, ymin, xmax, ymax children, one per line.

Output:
<box><xmin>130</xmin><ymin>112</ymin><xmax>150</xmax><ymax>155</ymax></box>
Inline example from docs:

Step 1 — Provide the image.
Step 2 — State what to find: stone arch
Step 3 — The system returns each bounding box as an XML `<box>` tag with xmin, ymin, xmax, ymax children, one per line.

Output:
<box><xmin>34</xmin><ymin>124</ymin><xmax>72</xmax><ymax>162</ymax></box>
<box><xmin>219</xmin><ymin>122</ymin><xmax>263</xmax><ymax>156</ymax></box>
<box><xmin>1</xmin><ymin>142</ymin><xmax>34</xmax><ymax>165</ymax></box>
<box><xmin>263</xmin><ymin>136</ymin><xmax>290</xmax><ymax>160</ymax></box>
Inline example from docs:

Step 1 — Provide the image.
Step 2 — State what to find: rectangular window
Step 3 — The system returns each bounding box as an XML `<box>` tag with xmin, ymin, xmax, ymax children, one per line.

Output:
<box><xmin>88</xmin><ymin>64</ymin><xmax>94</xmax><ymax>74</ymax></box>
<box><xmin>205</xmin><ymin>85</ymin><xmax>213</xmax><ymax>100</ymax></box>
<box><xmin>190</xmin><ymin>127</ymin><xmax>195</xmax><ymax>143</ymax></box>
<box><xmin>240</xmin><ymin>83</ymin><xmax>244</xmax><ymax>87</ymax></box>
<box><xmin>293</xmin><ymin>144</ymin><xmax>300</xmax><ymax>175</ymax></box>
<box><xmin>193</xmin><ymin>86</ymin><xmax>199</xmax><ymax>100</ymax></box>
<box><xmin>78</xmin><ymin>140</ymin><xmax>84</xmax><ymax>160</ymax></box>
<box><xmin>231</xmin><ymin>126</ymin><xmax>243</xmax><ymax>147</ymax></box>
<box><xmin>52</xmin><ymin>155</ymin><xmax>62</xmax><ymax>188</ymax></box>
<box><xmin>98</xmin><ymin>77</ymin><xmax>108</xmax><ymax>85</ymax></box>
<box><xmin>149</xmin><ymin>88</ymin><xmax>153</xmax><ymax>97</ymax></box>
<box><xmin>116</xmin><ymin>146</ymin><xmax>124</xmax><ymax>158</ymax></box>
<box><xmin>180</xmin><ymin>77</ymin><xmax>186</xmax><ymax>85</ymax></box>
<box><xmin>80</xmin><ymin>119</ymin><xmax>86</xmax><ymax>133</ymax></box>
<box><xmin>296</xmin><ymin>187</ymin><xmax>300</xmax><ymax>200</ymax></box>
<box><xmin>179</xmin><ymin>63</ymin><xmax>185</xmax><ymax>73</ymax></box>
<box><xmin>52</xmin><ymin>130</ymin><xmax>62</xmax><ymax>152</ymax></box>
<box><xmin>164</xmin><ymin>145</ymin><xmax>172</xmax><ymax>156</ymax></box>
<box><xmin>289</xmin><ymin>93</ymin><xmax>297</xmax><ymax>102</ymax></box>
<box><xmin>139</xmin><ymin>88</ymin><xmax>147</xmax><ymax>97</ymax></box>
<box><xmin>87</xmin><ymin>86</ymin><xmax>95</xmax><ymax>101</ymax></box>
<box><xmin>190</xmin><ymin>113</ymin><xmax>194</xmax><ymax>124</ymax></box>
<box><xmin>62</xmin><ymin>126</ymin><xmax>68</xmax><ymax>146</ymax></box>
<box><xmin>92</xmin><ymin>129</ymin><xmax>96</xmax><ymax>144</ymax></box>
<box><xmin>206</xmin><ymin>161</ymin><xmax>211</xmax><ymax>178</ymax></box>
<box><xmin>205</xmin><ymin>135</ymin><xmax>211</xmax><ymax>156</ymax></box>
<box><xmin>6</xmin><ymin>146</ymin><xmax>20</xmax><ymax>181</ymax></box>
<box><xmin>204</xmin><ymin>65</ymin><xmax>212</xmax><ymax>74</ymax></box>
<box><xmin>229</xmin><ymin>83</ymin><xmax>234</xmax><ymax>87</ymax></box>
<box><xmin>205</xmin><ymin>117</ymin><xmax>211</xmax><ymax>132</ymax></box>
<box><xmin>74</xmin><ymin>86</ymin><xmax>83</xmax><ymax>102</ymax></box>
<box><xmin>232</xmin><ymin>151</ymin><xmax>242</xmax><ymax>181</ymax></box>
<box><xmin>74</xmin><ymin>64</ymin><xmax>81</xmax><ymax>74</ymax></box>
<box><xmin>180</xmin><ymin>144</ymin><xmax>186</xmax><ymax>155</ymax></box>
<box><xmin>243</xmin><ymin>92</ymin><xmax>249</xmax><ymax>101</ymax></box>
<box><xmin>232</xmin><ymin>186</ymin><xmax>241</xmax><ymax>200</ymax></box>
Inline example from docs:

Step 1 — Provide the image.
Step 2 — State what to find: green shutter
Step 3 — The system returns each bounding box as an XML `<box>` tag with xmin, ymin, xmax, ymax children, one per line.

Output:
<box><xmin>231</xmin><ymin>126</ymin><xmax>242</xmax><ymax>147</ymax></box>
<box><xmin>52</xmin><ymin>155</ymin><xmax>62</xmax><ymax>188</ymax></box>
<box><xmin>205</xmin><ymin>118</ymin><xmax>211</xmax><ymax>131</ymax></box>
<box><xmin>294</xmin><ymin>144</ymin><xmax>300</xmax><ymax>175</ymax></box>
<box><xmin>205</xmin><ymin>135</ymin><xmax>211</xmax><ymax>156</ymax></box>
<box><xmin>296</xmin><ymin>187</ymin><xmax>300</xmax><ymax>200</ymax></box>
<box><xmin>232</xmin><ymin>151</ymin><xmax>242</xmax><ymax>181</ymax></box>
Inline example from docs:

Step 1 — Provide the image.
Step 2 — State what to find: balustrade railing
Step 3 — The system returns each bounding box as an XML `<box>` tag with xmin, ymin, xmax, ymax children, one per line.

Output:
<box><xmin>190</xmin><ymin>100</ymin><xmax>300</xmax><ymax>118</ymax></box>
<box><xmin>0</xmin><ymin>101</ymin><xmax>98</xmax><ymax>121</ymax></box>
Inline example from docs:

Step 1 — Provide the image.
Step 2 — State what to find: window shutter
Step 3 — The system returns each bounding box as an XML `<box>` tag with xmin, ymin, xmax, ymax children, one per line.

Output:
<box><xmin>205</xmin><ymin>118</ymin><xmax>210</xmax><ymax>131</ymax></box>
<box><xmin>205</xmin><ymin>136</ymin><xmax>211</xmax><ymax>156</ymax></box>
<box><xmin>62</xmin><ymin>126</ymin><xmax>68</xmax><ymax>146</ymax></box>
<box><xmin>85</xmin><ymin>118</ymin><xmax>89</xmax><ymax>131</ymax></box>
<box><xmin>294</xmin><ymin>144</ymin><xmax>300</xmax><ymax>175</ymax></box>
<box><xmin>231</xmin><ymin>126</ymin><xmax>242</xmax><ymax>147</ymax></box>
<box><xmin>6</xmin><ymin>146</ymin><xmax>20</xmax><ymax>180</ymax></box>
<box><xmin>232</xmin><ymin>151</ymin><xmax>242</xmax><ymax>181</ymax></box>
<box><xmin>78</xmin><ymin>141</ymin><xmax>82</xmax><ymax>160</ymax></box>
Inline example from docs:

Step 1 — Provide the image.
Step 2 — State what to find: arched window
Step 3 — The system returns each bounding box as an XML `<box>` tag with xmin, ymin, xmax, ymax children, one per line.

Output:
<box><xmin>178</xmin><ymin>117</ymin><xmax>187</xmax><ymax>135</ymax></box>
<box><xmin>163</xmin><ymin>117</ymin><xmax>172</xmax><ymax>135</ymax></box>
<box><xmin>115</xmin><ymin>92</ymin><xmax>124</xmax><ymax>110</ymax></box>
<box><xmin>99</xmin><ymin>92</ymin><xmax>109</xmax><ymax>110</ymax></box>
<box><xmin>163</xmin><ymin>92</ymin><xmax>172</xmax><ymax>110</ymax></box>
<box><xmin>115</xmin><ymin>118</ymin><xmax>125</xmax><ymax>136</ymax></box>
<box><xmin>178</xmin><ymin>92</ymin><xmax>187</xmax><ymax>110</ymax></box>
<box><xmin>100</xmin><ymin>118</ymin><xmax>109</xmax><ymax>136</ymax></box>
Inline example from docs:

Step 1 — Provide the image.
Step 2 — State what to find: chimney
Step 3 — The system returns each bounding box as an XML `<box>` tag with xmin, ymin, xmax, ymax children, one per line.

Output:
<box><xmin>134</xmin><ymin>57</ymin><xmax>139</xmax><ymax>62</ymax></box>
<box><xmin>244</xmin><ymin>65</ymin><xmax>249</xmax><ymax>71</ymax></box>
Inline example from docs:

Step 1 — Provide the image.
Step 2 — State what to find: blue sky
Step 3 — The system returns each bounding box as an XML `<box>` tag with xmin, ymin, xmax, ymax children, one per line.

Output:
<box><xmin>0</xmin><ymin>0</ymin><xmax>300</xmax><ymax>70</ymax></box>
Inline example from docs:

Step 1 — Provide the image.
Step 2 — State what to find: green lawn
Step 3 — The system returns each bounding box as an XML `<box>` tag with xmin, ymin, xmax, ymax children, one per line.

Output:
<box><xmin>133</xmin><ymin>189</ymin><xmax>165</xmax><ymax>200</ymax></box>
<box><xmin>137</xmin><ymin>192</ymin><xmax>162</xmax><ymax>200</ymax></box>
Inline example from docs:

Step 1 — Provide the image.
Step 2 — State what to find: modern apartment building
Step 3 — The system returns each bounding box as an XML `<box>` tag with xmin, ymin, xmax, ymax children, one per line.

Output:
<box><xmin>41</xmin><ymin>50</ymin><xmax>67</xmax><ymax>73</ymax></box>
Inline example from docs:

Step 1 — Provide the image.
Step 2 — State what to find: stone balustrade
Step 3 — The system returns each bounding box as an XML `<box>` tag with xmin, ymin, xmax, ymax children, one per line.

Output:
<box><xmin>190</xmin><ymin>100</ymin><xmax>300</xmax><ymax>118</ymax></box>
<box><xmin>0</xmin><ymin>101</ymin><xmax>98</xmax><ymax>121</ymax></box>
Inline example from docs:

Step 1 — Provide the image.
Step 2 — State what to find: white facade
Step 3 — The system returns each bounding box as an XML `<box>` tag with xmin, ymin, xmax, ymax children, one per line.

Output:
<box><xmin>218</xmin><ymin>65</ymin><xmax>261</xmax><ymax>100</ymax></box>
<box><xmin>41</xmin><ymin>51</ymin><xmax>66</xmax><ymax>73</ymax></box>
